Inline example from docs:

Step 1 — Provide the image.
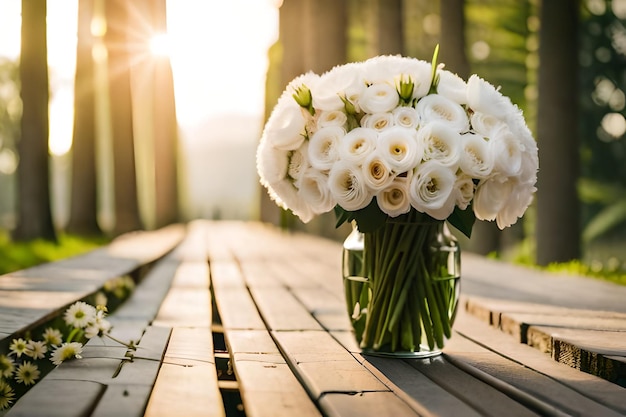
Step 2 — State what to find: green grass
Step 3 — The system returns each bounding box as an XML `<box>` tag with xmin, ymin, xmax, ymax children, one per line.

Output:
<box><xmin>0</xmin><ymin>230</ymin><xmax>109</xmax><ymax>275</ymax></box>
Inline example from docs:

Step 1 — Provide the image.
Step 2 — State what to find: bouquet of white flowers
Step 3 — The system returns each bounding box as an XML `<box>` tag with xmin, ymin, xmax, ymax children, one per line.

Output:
<box><xmin>257</xmin><ymin>51</ymin><xmax>538</xmax><ymax>355</ymax></box>
<box><xmin>257</xmin><ymin>52</ymin><xmax>537</xmax><ymax>236</ymax></box>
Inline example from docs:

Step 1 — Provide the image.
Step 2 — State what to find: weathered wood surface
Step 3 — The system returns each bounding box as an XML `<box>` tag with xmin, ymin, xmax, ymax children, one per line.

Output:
<box><xmin>3</xmin><ymin>220</ymin><xmax>626</xmax><ymax>417</ymax></box>
<box><xmin>0</xmin><ymin>224</ymin><xmax>186</xmax><ymax>344</ymax></box>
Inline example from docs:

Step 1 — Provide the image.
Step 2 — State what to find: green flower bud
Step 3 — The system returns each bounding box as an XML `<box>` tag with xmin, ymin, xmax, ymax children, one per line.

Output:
<box><xmin>398</xmin><ymin>75</ymin><xmax>415</xmax><ymax>104</ymax></box>
<box><xmin>292</xmin><ymin>85</ymin><xmax>315</xmax><ymax>116</ymax></box>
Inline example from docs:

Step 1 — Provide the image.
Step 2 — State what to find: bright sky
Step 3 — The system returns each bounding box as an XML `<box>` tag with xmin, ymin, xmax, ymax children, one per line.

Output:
<box><xmin>0</xmin><ymin>0</ymin><xmax>279</xmax><ymax>155</ymax></box>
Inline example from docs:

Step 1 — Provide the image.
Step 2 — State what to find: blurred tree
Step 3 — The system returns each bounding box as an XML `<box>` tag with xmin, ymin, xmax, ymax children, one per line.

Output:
<box><xmin>67</xmin><ymin>0</ymin><xmax>102</xmax><ymax>236</ymax></box>
<box><xmin>578</xmin><ymin>1</ymin><xmax>626</xmax><ymax>247</ymax></box>
<box><xmin>105</xmin><ymin>0</ymin><xmax>143</xmax><ymax>236</ymax></box>
<box><xmin>369</xmin><ymin>0</ymin><xmax>404</xmax><ymax>56</ymax></box>
<box><xmin>536</xmin><ymin>0</ymin><xmax>581</xmax><ymax>264</ymax></box>
<box><xmin>0</xmin><ymin>59</ymin><xmax>20</xmax><ymax>228</ymax></box>
<box><xmin>142</xmin><ymin>0</ymin><xmax>179</xmax><ymax>228</ymax></box>
<box><xmin>13</xmin><ymin>0</ymin><xmax>57</xmax><ymax>242</ymax></box>
<box><xmin>464</xmin><ymin>0</ymin><xmax>533</xmax><ymax>257</ymax></box>
<box><xmin>303</xmin><ymin>0</ymin><xmax>348</xmax><ymax>74</ymax></box>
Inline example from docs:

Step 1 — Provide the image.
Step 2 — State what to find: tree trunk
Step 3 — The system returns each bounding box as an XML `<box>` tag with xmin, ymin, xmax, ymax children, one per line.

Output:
<box><xmin>439</xmin><ymin>0</ymin><xmax>469</xmax><ymax>77</ymax></box>
<box><xmin>67</xmin><ymin>0</ymin><xmax>102</xmax><ymax>236</ymax></box>
<box><xmin>105</xmin><ymin>0</ymin><xmax>143</xmax><ymax>236</ymax></box>
<box><xmin>372</xmin><ymin>0</ymin><xmax>404</xmax><ymax>56</ymax></box>
<box><xmin>13</xmin><ymin>0</ymin><xmax>57</xmax><ymax>242</ymax></box>
<box><xmin>151</xmin><ymin>0</ymin><xmax>179</xmax><ymax>228</ymax></box>
<box><xmin>303</xmin><ymin>0</ymin><xmax>348</xmax><ymax>74</ymax></box>
<box><xmin>536</xmin><ymin>0</ymin><xmax>580</xmax><ymax>264</ymax></box>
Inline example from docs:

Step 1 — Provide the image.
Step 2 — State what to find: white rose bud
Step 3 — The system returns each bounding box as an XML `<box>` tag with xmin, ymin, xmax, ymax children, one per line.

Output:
<box><xmin>317</xmin><ymin>110</ymin><xmax>348</xmax><ymax>129</ymax></box>
<box><xmin>436</xmin><ymin>69</ymin><xmax>468</xmax><ymax>105</ymax></box>
<box><xmin>466</xmin><ymin>74</ymin><xmax>516</xmax><ymax>120</ymax></box>
<box><xmin>264</xmin><ymin>103</ymin><xmax>306</xmax><ymax>151</ymax></box>
<box><xmin>473</xmin><ymin>175</ymin><xmax>512</xmax><ymax>222</ymax></box>
<box><xmin>490</xmin><ymin>125</ymin><xmax>523</xmax><ymax>177</ymax></box>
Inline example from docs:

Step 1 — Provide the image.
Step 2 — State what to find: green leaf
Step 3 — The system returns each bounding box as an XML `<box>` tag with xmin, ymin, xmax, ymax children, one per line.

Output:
<box><xmin>446</xmin><ymin>205</ymin><xmax>476</xmax><ymax>239</ymax></box>
<box><xmin>333</xmin><ymin>200</ymin><xmax>388</xmax><ymax>233</ymax></box>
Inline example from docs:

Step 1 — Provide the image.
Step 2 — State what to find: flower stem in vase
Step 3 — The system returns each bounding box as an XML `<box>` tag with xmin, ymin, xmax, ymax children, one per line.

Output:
<box><xmin>358</xmin><ymin>210</ymin><xmax>460</xmax><ymax>357</ymax></box>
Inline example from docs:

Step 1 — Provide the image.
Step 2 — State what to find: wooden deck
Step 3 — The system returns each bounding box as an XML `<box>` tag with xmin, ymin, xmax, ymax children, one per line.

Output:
<box><xmin>1</xmin><ymin>220</ymin><xmax>625</xmax><ymax>416</ymax></box>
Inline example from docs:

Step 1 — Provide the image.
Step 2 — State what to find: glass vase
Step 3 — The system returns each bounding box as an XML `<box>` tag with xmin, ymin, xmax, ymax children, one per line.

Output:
<box><xmin>342</xmin><ymin>212</ymin><xmax>461</xmax><ymax>358</ymax></box>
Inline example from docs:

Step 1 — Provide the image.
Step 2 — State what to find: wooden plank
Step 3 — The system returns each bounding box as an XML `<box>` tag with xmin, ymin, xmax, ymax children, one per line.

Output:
<box><xmin>212</xmin><ymin>287</ymin><xmax>266</xmax><ymax>330</ymax></box>
<box><xmin>225</xmin><ymin>329</ymin><xmax>282</xmax><ymax>355</ymax></box>
<box><xmin>407</xmin><ymin>356</ymin><xmax>540</xmax><ymax>417</ymax></box>
<box><xmin>273</xmin><ymin>330</ymin><xmax>388</xmax><ymax>397</ymax></box>
<box><xmin>320</xmin><ymin>392</ymin><xmax>421</xmax><ymax>417</ymax></box>
<box><xmin>160</xmin><ymin>327</ymin><xmax>215</xmax><ymax>366</ymax></box>
<box><xmin>232</xmin><ymin>353</ymin><xmax>322</xmax><ymax>417</ymax></box>
<box><xmin>451</xmin><ymin>311</ymin><xmax>626</xmax><ymax>415</ymax></box>
<box><xmin>362</xmin><ymin>355</ymin><xmax>484</xmax><ymax>417</ymax></box>
<box><xmin>144</xmin><ymin>364</ymin><xmax>225</xmax><ymax>417</ymax></box>
<box><xmin>151</xmin><ymin>287</ymin><xmax>211</xmax><ymax>328</ymax></box>
<box><xmin>249</xmin><ymin>287</ymin><xmax>322</xmax><ymax>331</ymax></box>
<box><xmin>91</xmin><ymin>384</ymin><xmax>154</xmax><ymax>417</ymax></box>
<box><xmin>6</xmin><ymin>380</ymin><xmax>105</xmax><ymax>417</ymax></box>
<box><xmin>209</xmin><ymin>261</ymin><xmax>246</xmax><ymax>288</ymax></box>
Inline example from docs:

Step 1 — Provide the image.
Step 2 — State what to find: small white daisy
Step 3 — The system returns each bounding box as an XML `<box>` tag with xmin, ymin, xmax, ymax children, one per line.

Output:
<box><xmin>64</xmin><ymin>301</ymin><xmax>97</xmax><ymax>328</ymax></box>
<box><xmin>50</xmin><ymin>342</ymin><xmax>84</xmax><ymax>366</ymax></box>
<box><xmin>25</xmin><ymin>340</ymin><xmax>48</xmax><ymax>360</ymax></box>
<box><xmin>0</xmin><ymin>355</ymin><xmax>14</xmax><ymax>378</ymax></box>
<box><xmin>0</xmin><ymin>380</ymin><xmax>15</xmax><ymax>410</ymax></box>
<box><xmin>15</xmin><ymin>361</ymin><xmax>40</xmax><ymax>386</ymax></box>
<box><xmin>85</xmin><ymin>310</ymin><xmax>112</xmax><ymax>339</ymax></box>
<box><xmin>9</xmin><ymin>338</ymin><xmax>29</xmax><ymax>358</ymax></box>
<box><xmin>42</xmin><ymin>327</ymin><xmax>63</xmax><ymax>346</ymax></box>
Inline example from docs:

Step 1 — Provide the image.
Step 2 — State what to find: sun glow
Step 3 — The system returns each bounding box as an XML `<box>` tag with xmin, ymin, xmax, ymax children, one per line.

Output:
<box><xmin>149</xmin><ymin>33</ymin><xmax>171</xmax><ymax>57</ymax></box>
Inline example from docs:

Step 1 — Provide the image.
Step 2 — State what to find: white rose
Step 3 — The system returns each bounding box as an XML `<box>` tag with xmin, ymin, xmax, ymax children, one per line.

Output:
<box><xmin>473</xmin><ymin>175</ymin><xmax>512</xmax><ymax>222</ymax></box>
<box><xmin>495</xmin><ymin>180</ymin><xmax>536</xmax><ymax>229</ymax></box>
<box><xmin>418</xmin><ymin>121</ymin><xmax>461</xmax><ymax>168</ymax></box>
<box><xmin>436</xmin><ymin>69</ymin><xmax>468</xmax><ymax>105</ymax></box>
<box><xmin>490</xmin><ymin>125</ymin><xmax>523</xmax><ymax>177</ymax></box>
<box><xmin>359</xmin><ymin>82</ymin><xmax>400</xmax><ymax>114</ymax></box>
<box><xmin>454</xmin><ymin>174</ymin><xmax>475</xmax><ymax>210</ymax></box>
<box><xmin>360</xmin><ymin>112</ymin><xmax>395</xmax><ymax>131</ymax></box>
<box><xmin>339</xmin><ymin>127</ymin><xmax>378</xmax><ymax>165</ymax></box>
<box><xmin>378</xmin><ymin>126</ymin><xmax>422</xmax><ymax>173</ymax></box>
<box><xmin>317</xmin><ymin>110</ymin><xmax>348</xmax><ymax>129</ymax></box>
<box><xmin>268</xmin><ymin>179</ymin><xmax>316</xmax><ymax>223</ymax></box>
<box><xmin>296</xmin><ymin>167</ymin><xmax>336</xmax><ymax>215</ymax></box>
<box><xmin>308</xmin><ymin>126</ymin><xmax>345</xmax><ymax>171</ymax></box>
<box><xmin>361</xmin><ymin>151</ymin><xmax>394</xmax><ymax>191</ymax></box>
<box><xmin>466</xmin><ymin>74</ymin><xmax>517</xmax><ymax>120</ymax></box>
<box><xmin>313</xmin><ymin>62</ymin><xmax>366</xmax><ymax>112</ymax></box>
<box><xmin>287</xmin><ymin>142</ymin><xmax>309</xmax><ymax>181</ymax></box>
<box><xmin>459</xmin><ymin>132</ymin><xmax>494</xmax><ymax>179</ymax></box>
<box><xmin>392</xmin><ymin>106</ymin><xmax>420</xmax><ymax>129</ymax></box>
<box><xmin>409</xmin><ymin>160</ymin><xmax>457</xmax><ymax>220</ymax></box>
<box><xmin>328</xmin><ymin>161</ymin><xmax>373</xmax><ymax>211</ymax></box>
<box><xmin>470</xmin><ymin>111</ymin><xmax>504</xmax><ymax>137</ymax></box>
<box><xmin>415</xmin><ymin>94</ymin><xmax>470</xmax><ymax>132</ymax></box>
<box><xmin>264</xmin><ymin>102</ymin><xmax>306</xmax><ymax>151</ymax></box>
<box><xmin>257</xmin><ymin>139</ymin><xmax>316</xmax><ymax>222</ymax></box>
<box><xmin>256</xmin><ymin>137</ymin><xmax>288</xmax><ymax>185</ymax></box>
<box><xmin>377</xmin><ymin>176</ymin><xmax>412</xmax><ymax>217</ymax></box>
<box><xmin>328</xmin><ymin>162</ymin><xmax>373</xmax><ymax>211</ymax></box>
<box><xmin>361</xmin><ymin>56</ymin><xmax>432</xmax><ymax>99</ymax></box>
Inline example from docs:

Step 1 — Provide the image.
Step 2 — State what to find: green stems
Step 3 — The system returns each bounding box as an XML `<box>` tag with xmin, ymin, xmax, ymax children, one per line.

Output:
<box><xmin>346</xmin><ymin>211</ymin><xmax>460</xmax><ymax>354</ymax></box>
